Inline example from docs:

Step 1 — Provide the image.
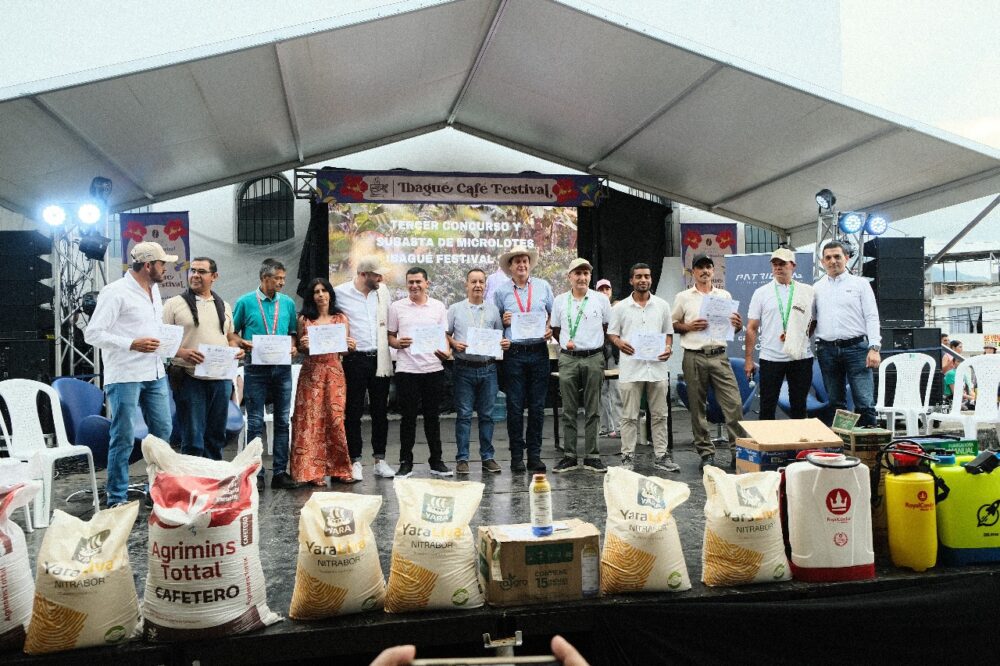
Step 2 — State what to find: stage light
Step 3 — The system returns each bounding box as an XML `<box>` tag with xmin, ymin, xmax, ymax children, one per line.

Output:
<box><xmin>838</xmin><ymin>212</ymin><xmax>865</xmax><ymax>234</ymax></box>
<box><xmin>815</xmin><ymin>189</ymin><xmax>836</xmax><ymax>211</ymax></box>
<box><xmin>865</xmin><ymin>214</ymin><xmax>889</xmax><ymax>236</ymax></box>
<box><xmin>77</xmin><ymin>203</ymin><xmax>102</xmax><ymax>225</ymax></box>
<box><xmin>81</xmin><ymin>291</ymin><xmax>99</xmax><ymax>316</ymax></box>
<box><xmin>78</xmin><ymin>232</ymin><xmax>111</xmax><ymax>261</ymax></box>
<box><xmin>42</xmin><ymin>205</ymin><xmax>67</xmax><ymax>226</ymax></box>
<box><xmin>89</xmin><ymin>176</ymin><xmax>113</xmax><ymax>202</ymax></box>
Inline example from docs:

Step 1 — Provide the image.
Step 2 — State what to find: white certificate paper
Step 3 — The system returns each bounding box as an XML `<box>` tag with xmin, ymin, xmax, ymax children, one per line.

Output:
<box><xmin>699</xmin><ymin>296</ymin><xmax>740</xmax><ymax>342</ymax></box>
<box><xmin>510</xmin><ymin>311</ymin><xmax>547</xmax><ymax>341</ymax></box>
<box><xmin>158</xmin><ymin>324</ymin><xmax>184</xmax><ymax>359</ymax></box>
<box><xmin>308</xmin><ymin>323</ymin><xmax>347</xmax><ymax>355</ymax></box>
<box><xmin>410</xmin><ymin>325</ymin><xmax>446</xmax><ymax>355</ymax></box>
<box><xmin>631</xmin><ymin>332</ymin><xmax>667</xmax><ymax>361</ymax></box>
<box><xmin>194</xmin><ymin>344</ymin><xmax>239</xmax><ymax>379</ymax></box>
<box><xmin>466</xmin><ymin>327</ymin><xmax>503</xmax><ymax>358</ymax></box>
<box><xmin>251</xmin><ymin>334</ymin><xmax>292</xmax><ymax>365</ymax></box>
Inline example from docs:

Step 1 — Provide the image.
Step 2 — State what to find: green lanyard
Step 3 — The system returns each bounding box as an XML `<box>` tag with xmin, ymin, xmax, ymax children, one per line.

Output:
<box><xmin>774</xmin><ymin>281</ymin><xmax>795</xmax><ymax>337</ymax></box>
<box><xmin>567</xmin><ymin>293</ymin><xmax>589</xmax><ymax>341</ymax></box>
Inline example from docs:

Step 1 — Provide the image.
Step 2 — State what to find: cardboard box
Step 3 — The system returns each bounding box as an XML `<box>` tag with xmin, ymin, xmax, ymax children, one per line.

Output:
<box><xmin>831</xmin><ymin>409</ymin><xmax>893</xmax><ymax>456</ymax></box>
<box><xmin>735</xmin><ymin>418</ymin><xmax>843</xmax><ymax>473</ymax></box>
<box><xmin>477</xmin><ymin>519</ymin><xmax>600</xmax><ymax>606</ymax></box>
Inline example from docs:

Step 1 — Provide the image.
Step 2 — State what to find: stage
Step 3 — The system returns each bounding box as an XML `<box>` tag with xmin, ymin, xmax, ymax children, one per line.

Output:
<box><xmin>9</xmin><ymin>407</ymin><xmax>1000</xmax><ymax>665</ymax></box>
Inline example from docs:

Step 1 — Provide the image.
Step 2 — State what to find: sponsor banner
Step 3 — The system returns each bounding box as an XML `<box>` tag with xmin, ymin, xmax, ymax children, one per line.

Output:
<box><xmin>725</xmin><ymin>252</ymin><xmax>813</xmax><ymax>356</ymax></box>
<box><xmin>315</xmin><ymin>170</ymin><xmax>604</xmax><ymax>207</ymax></box>
<box><xmin>119</xmin><ymin>212</ymin><xmax>190</xmax><ymax>298</ymax></box>
<box><xmin>680</xmin><ymin>223</ymin><xmax>738</xmax><ymax>289</ymax></box>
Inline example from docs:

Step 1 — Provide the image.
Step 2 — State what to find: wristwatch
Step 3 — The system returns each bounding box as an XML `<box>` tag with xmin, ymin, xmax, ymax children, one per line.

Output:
<box><xmin>869</xmin><ymin>345</ymin><xmax>881</xmax><ymax>352</ymax></box>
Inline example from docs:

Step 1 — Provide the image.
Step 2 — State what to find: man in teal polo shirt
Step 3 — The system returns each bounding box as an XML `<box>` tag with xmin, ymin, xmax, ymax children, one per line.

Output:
<box><xmin>233</xmin><ymin>258</ymin><xmax>300</xmax><ymax>489</ymax></box>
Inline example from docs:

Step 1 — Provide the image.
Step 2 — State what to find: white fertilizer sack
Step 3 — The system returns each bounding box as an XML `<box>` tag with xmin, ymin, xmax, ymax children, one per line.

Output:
<box><xmin>601</xmin><ymin>467</ymin><xmax>691</xmax><ymax>594</ymax></box>
<box><xmin>141</xmin><ymin>436</ymin><xmax>280</xmax><ymax>641</ymax></box>
<box><xmin>0</xmin><ymin>482</ymin><xmax>40</xmax><ymax>652</ymax></box>
<box><xmin>289</xmin><ymin>492</ymin><xmax>385</xmax><ymax>619</ymax></box>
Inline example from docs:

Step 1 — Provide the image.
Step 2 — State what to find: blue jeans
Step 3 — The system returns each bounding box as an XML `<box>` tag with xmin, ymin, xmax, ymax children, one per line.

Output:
<box><xmin>504</xmin><ymin>345</ymin><xmax>549</xmax><ymax>462</ymax></box>
<box><xmin>244</xmin><ymin>364</ymin><xmax>292</xmax><ymax>476</ymax></box>
<box><xmin>453</xmin><ymin>363</ymin><xmax>498</xmax><ymax>461</ymax></box>
<box><xmin>176</xmin><ymin>373</ymin><xmax>232</xmax><ymax>460</ymax></box>
<box><xmin>106</xmin><ymin>377</ymin><xmax>172</xmax><ymax>506</ymax></box>
<box><xmin>816</xmin><ymin>339</ymin><xmax>876</xmax><ymax>426</ymax></box>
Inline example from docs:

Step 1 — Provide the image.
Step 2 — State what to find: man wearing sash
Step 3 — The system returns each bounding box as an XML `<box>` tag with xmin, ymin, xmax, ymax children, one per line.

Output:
<box><xmin>446</xmin><ymin>268</ymin><xmax>509</xmax><ymax>474</ymax></box>
<box><xmin>493</xmin><ymin>244</ymin><xmax>554</xmax><ymax>473</ymax></box>
<box><xmin>233</xmin><ymin>258</ymin><xmax>300</xmax><ymax>489</ymax></box>
<box><xmin>745</xmin><ymin>248</ymin><xmax>815</xmax><ymax>421</ymax></box>
<box><xmin>550</xmin><ymin>258</ymin><xmax>611</xmax><ymax>473</ymax></box>
<box><xmin>163</xmin><ymin>256</ymin><xmax>243</xmax><ymax>460</ymax></box>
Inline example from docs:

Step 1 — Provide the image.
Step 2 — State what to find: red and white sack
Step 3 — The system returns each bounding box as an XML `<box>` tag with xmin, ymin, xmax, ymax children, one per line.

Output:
<box><xmin>289</xmin><ymin>492</ymin><xmax>385</xmax><ymax>619</ymax></box>
<box><xmin>24</xmin><ymin>502</ymin><xmax>141</xmax><ymax>654</ymax></box>
<box><xmin>0</xmin><ymin>482</ymin><xmax>40</xmax><ymax>652</ymax></box>
<box><xmin>141</xmin><ymin>436</ymin><xmax>280</xmax><ymax>641</ymax></box>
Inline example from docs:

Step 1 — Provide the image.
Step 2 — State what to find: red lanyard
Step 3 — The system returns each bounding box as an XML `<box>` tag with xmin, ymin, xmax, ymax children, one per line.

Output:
<box><xmin>513</xmin><ymin>282</ymin><xmax>533</xmax><ymax>313</ymax></box>
<box><xmin>256</xmin><ymin>291</ymin><xmax>280</xmax><ymax>335</ymax></box>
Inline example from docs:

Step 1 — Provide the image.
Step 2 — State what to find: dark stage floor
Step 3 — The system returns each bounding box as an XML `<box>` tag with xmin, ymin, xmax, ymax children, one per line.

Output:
<box><xmin>10</xmin><ymin>407</ymin><xmax>1000</xmax><ymax>665</ymax></box>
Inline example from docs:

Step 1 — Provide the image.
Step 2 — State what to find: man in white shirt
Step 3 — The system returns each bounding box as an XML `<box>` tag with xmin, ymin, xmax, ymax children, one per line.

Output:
<box><xmin>334</xmin><ymin>256</ymin><xmax>395</xmax><ymax>480</ymax></box>
<box><xmin>387</xmin><ymin>266</ymin><xmax>452</xmax><ymax>478</ymax></box>
<box><xmin>607</xmin><ymin>263</ymin><xmax>679</xmax><ymax>473</ymax></box>
<box><xmin>671</xmin><ymin>254</ymin><xmax>744</xmax><ymax>471</ymax></box>
<box><xmin>745</xmin><ymin>248</ymin><xmax>815</xmax><ymax>421</ymax></box>
<box><xmin>84</xmin><ymin>242</ymin><xmax>175</xmax><ymax>507</ymax></box>
<box><xmin>813</xmin><ymin>240</ymin><xmax>882</xmax><ymax>426</ymax></box>
<box><xmin>550</xmin><ymin>258</ymin><xmax>611</xmax><ymax>473</ymax></box>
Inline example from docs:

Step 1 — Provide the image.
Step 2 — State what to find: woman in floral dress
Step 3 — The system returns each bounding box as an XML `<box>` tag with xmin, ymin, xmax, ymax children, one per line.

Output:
<box><xmin>291</xmin><ymin>278</ymin><xmax>357</xmax><ymax>485</ymax></box>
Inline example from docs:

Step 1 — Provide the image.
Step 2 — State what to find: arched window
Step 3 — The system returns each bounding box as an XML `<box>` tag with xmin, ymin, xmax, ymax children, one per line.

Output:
<box><xmin>236</xmin><ymin>175</ymin><xmax>294</xmax><ymax>245</ymax></box>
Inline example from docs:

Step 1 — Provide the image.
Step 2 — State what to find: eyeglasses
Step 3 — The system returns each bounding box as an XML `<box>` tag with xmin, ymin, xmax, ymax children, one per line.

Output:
<box><xmin>189</xmin><ymin>268</ymin><xmax>212</xmax><ymax>275</ymax></box>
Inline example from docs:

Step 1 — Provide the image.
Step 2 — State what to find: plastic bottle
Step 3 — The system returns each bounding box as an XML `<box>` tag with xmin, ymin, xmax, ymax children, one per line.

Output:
<box><xmin>885</xmin><ymin>472</ymin><xmax>937</xmax><ymax>572</ymax></box>
<box><xmin>581</xmin><ymin>542</ymin><xmax>599</xmax><ymax>597</ymax></box>
<box><xmin>530</xmin><ymin>473</ymin><xmax>553</xmax><ymax>536</ymax></box>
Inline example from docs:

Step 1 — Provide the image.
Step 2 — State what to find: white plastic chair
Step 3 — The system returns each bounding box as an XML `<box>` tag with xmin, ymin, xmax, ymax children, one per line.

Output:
<box><xmin>0</xmin><ymin>379</ymin><xmax>100</xmax><ymax>527</ymax></box>
<box><xmin>263</xmin><ymin>364</ymin><xmax>301</xmax><ymax>456</ymax></box>
<box><xmin>928</xmin><ymin>355</ymin><xmax>1000</xmax><ymax>441</ymax></box>
<box><xmin>876</xmin><ymin>352</ymin><xmax>936</xmax><ymax>437</ymax></box>
<box><xmin>0</xmin><ymin>416</ymin><xmax>38</xmax><ymax>532</ymax></box>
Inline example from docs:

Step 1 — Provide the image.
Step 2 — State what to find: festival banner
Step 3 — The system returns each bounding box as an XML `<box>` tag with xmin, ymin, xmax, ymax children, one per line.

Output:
<box><xmin>724</xmin><ymin>252</ymin><xmax>814</xmax><ymax>356</ymax></box>
<box><xmin>680</xmin><ymin>222</ymin><xmax>738</xmax><ymax>289</ymax></box>
<box><xmin>315</xmin><ymin>170</ymin><xmax>605</xmax><ymax>207</ymax></box>
<box><xmin>119</xmin><ymin>212</ymin><xmax>190</xmax><ymax>298</ymax></box>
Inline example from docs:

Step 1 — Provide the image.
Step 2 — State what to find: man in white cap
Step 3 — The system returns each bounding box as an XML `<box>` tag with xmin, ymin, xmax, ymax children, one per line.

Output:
<box><xmin>595</xmin><ymin>278</ymin><xmax>622</xmax><ymax>437</ymax></box>
<box><xmin>550</xmin><ymin>258</ymin><xmax>611</xmax><ymax>473</ymax></box>
<box><xmin>85</xmin><ymin>241</ymin><xmax>176</xmax><ymax>507</ymax></box>
<box><xmin>334</xmin><ymin>256</ymin><xmax>395</xmax><ymax>480</ymax></box>
<box><xmin>745</xmin><ymin>248</ymin><xmax>815</xmax><ymax>421</ymax></box>
<box><xmin>493</xmin><ymin>243</ymin><xmax>554</xmax><ymax>473</ymax></box>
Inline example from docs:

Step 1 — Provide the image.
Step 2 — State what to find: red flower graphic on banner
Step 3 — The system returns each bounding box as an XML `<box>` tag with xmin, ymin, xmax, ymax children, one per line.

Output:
<box><xmin>123</xmin><ymin>220</ymin><xmax>146</xmax><ymax>243</ymax></box>
<box><xmin>683</xmin><ymin>230</ymin><xmax>702</xmax><ymax>249</ymax></box>
<box><xmin>716</xmin><ymin>230</ymin><xmax>735</xmax><ymax>249</ymax></box>
<box><xmin>552</xmin><ymin>178</ymin><xmax>578</xmax><ymax>204</ymax></box>
<box><xmin>163</xmin><ymin>218</ymin><xmax>187</xmax><ymax>241</ymax></box>
<box><xmin>341</xmin><ymin>175</ymin><xmax>369</xmax><ymax>201</ymax></box>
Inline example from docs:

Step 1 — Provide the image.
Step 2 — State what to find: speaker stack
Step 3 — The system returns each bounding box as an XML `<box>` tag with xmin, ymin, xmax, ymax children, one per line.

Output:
<box><xmin>862</xmin><ymin>237</ymin><xmax>925</xmax><ymax>327</ymax></box>
<box><xmin>0</xmin><ymin>230</ymin><xmax>54</xmax><ymax>381</ymax></box>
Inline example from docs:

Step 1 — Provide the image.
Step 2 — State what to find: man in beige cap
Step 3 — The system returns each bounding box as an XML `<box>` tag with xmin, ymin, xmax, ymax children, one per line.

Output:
<box><xmin>746</xmin><ymin>248</ymin><xmax>815</xmax><ymax>421</ymax></box>
<box><xmin>493</xmin><ymin>243</ymin><xmax>554</xmax><ymax>473</ymax></box>
<box><xmin>334</xmin><ymin>255</ymin><xmax>396</xmax><ymax>480</ymax></box>
<box><xmin>85</xmin><ymin>241</ymin><xmax>177</xmax><ymax>507</ymax></box>
<box><xmin>550</xmin><ymin>258</ymin><xmax>611</xmax><ymax>473</ymax></box>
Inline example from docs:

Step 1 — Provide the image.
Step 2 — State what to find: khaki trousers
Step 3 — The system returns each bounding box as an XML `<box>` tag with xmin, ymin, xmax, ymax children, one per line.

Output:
<box><xmin>557</xmin><ymin>351</ymin><xmax>605</xmax><ymax>459</ymax></box>
<box><xmin>618</xmin><ymin>380</ymin><xmax>669</xmax><ymax>457</ymax></box>
<box><xmin>681</xmin><ymin>350</ymin><xmax>743</xmax><ymax>457</ymax></box>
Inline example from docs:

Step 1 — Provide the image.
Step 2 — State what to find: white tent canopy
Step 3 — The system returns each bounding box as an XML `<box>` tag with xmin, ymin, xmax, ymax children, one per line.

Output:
<box><xmin>2</xmin><ymin>0</ymin><xmax>998</xmax><ymax>233</ymax></box>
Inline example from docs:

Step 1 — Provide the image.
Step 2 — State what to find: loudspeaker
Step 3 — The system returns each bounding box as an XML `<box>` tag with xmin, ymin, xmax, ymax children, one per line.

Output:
<box><xmin>0</xmin><ymin>338</ymin><xmax>53</xmax><ymax>381</ymax></box>
<box><xmin>881</xmin><ymin>327</ymin><xmax>942</xmax><ymax>351</ymax></box>
<box><xmin>863</xmin><ymin>237</ymin><xmax>925</xmax><ymax>326</ymax></box>
<box><xmin>0</xmin><ymin>230</ymin><xmax>51</xmax><ymax>256</ymax></box>
<box><xmin>0</xmin><ymin>231</ymin><xmax>54</xmax><ymax>333</ymax></box>
<box><xmin>863</xmin><ymin>237</ymin><xmax>924</xmax><ymax>259</ymax></box>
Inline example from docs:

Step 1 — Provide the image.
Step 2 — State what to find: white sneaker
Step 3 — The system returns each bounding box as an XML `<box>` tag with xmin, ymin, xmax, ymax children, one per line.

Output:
<box><xmin>373</xmin><ymin>459</ymin><xmax>396</xmax><ymax>478</ymax></box>
<box><xmin>351</xmin><ymin>461</ymin><xmax>364</xmax><ymax>481</ymax></box>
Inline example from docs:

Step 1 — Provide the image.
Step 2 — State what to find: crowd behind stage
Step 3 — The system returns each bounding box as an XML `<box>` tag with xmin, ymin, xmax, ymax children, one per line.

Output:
<box><xmin>83</xmin><ymin>239</ymin><xmax>919</xmax><ymax>507</ymax></box>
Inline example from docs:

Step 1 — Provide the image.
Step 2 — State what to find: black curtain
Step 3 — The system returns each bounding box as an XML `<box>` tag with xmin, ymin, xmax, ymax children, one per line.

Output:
<box><xmin>577</xmin><ymin>188</ymin><xmax>670</xmax><ymax>298</ymax></box>
<box><xmin>297</xmin><ymin>196</ymin><xmax>330</xmax><ymax>299</ymax></box>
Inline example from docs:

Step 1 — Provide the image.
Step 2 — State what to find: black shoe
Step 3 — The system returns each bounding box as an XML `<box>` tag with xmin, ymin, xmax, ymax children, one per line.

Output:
<box><xmin>271</xmin><ymin>472</ymin><xmax>302</xmax><ymax>489</ymax></box>
<box><xmin>256</xmin><ymin>475</ymin><xmax>265</xmax><ymax>490</ymax></box>
<box><xmin>553</xmin><ymin>456</ymin><xmax>578</xmax><ymax>473</ymax></box>
<box><xmin>510</xmin><ymin>460</ymin><xmax>527</xmax><ymax>473</ymax></box>
<box><xmin>699</xmin><ymin>455</ymin><xmax>716</xmax><ymax>471</ymax></box>
<box><xmin>143</xmin><ymin>493</ymin><xmax>154</xmax><ymax>509</ymax></box>
<box><xmin>396</xmin><ymin>461</ymin><xmax>414</xmax><ymax>478</ymax></box>
<box><xmin>482</xmin><ymin>459</ymin><xmax>502</xmax><ymax>474</ymax></box>
<box><xmin>583</xmin><ymin>458</ymin><xmax>608</xmax><ymax>473</ymax></box>
<box><xmin>429</xmin><ymin>460</ymin><xmax>454</xmax><ymax>477</ymax></box>
<box><xmin>728</xmin><ymin>455</ymin><xmax>738</xmax><ymax>472</ymax></box>
<box><xmin>527</xmin><ymin>458</ymin><xmax>546</xmax><ymax>473</ymax></box>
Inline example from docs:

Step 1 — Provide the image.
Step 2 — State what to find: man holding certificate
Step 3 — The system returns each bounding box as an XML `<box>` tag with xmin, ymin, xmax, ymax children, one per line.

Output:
<box><xmin>671</xmin><ymin>254</ymin><xmax>744</xmax><ymax>471</ymax></box>
<box><xmin>163</xmin><ymin>256</ymin><xmax>243</xmax><ymax>460</ymax></box>
<box><xmin>607</xmin><ymin>263</ymin><xmax>678</xmax><ymax>473</ymax></box>
<box><xmin>233</xmin><ymin>258</ymin><xmax>300</xmax><ymax>489</ymax></box>
<box><xmin>493</xmin><ymin>244</ymin><xmax>554</xmax><ymax>473</ymax></box>
<box><xmin>446</xmin><ymin>268</ymin><xmax>509</xmax><ymax>474</ymax></box>
<box><xmin>387</xmin><ymin>267</ymin><xmax>452</xmax><ymax>478</ymax></box>
<box><xmin>550</xmin><ymin>258</ymin><xmax>611</xmax><ymax>474</ymax></box>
